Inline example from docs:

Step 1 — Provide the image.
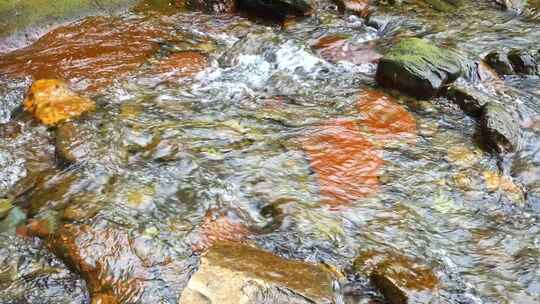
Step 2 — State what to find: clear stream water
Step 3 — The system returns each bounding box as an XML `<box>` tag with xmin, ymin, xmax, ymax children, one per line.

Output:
<box><xmin>0</xmin><ymin>0</ymin><xmax>539</xmax><ymax>303</ymax></box>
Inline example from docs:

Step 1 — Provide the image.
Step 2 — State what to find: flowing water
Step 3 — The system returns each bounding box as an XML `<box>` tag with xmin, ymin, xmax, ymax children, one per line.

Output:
<box><xmin>0</xmin><ymin>0</ymin><xmax>539</xmax><ymax>303</ymax></box>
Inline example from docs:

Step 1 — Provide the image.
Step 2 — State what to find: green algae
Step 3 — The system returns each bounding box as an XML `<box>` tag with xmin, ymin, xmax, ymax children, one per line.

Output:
<box><xmin>383</xmin><ymin>38</ymin><xmax>461</xmax><ymax>73</ymax></box>
<box><xmin>376</xmin><ymin>38</ymin><xmax>462</xmax><ymax>98</ymax></box>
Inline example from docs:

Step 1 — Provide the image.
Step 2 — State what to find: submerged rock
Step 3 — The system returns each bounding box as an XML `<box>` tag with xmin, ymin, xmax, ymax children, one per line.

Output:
<box><xmin>0</xmin><ymin>16</ymin><xmax>175</xmax><ymax>91</ymax></box>
<box><xmin>353</xmin><ymin>250</ymin><xmax>439</xmax><ymax>304</ymax></box>
<box><xmin>55</xmin><ymin>121</ymin><xmax>93</xmax><ymax>164</ymax></box>
<box><xmin>23</xmin><ymin>79</ymin><xmax>95</xmax><ymax>126</ymax></box>
<box><xmin>313</xmin><ymin>35</ymin><xmax>381</xmax><ymax>65</ymax></box>
<box><xmin>180</xmin><ymin>241</ymin><xmax>337</xmax><ymax>303</ymax></box>
<box><xmin>480</xmin><ymin>102</ymin><xmax>521</xmax><ymax>153</ymax></box>
<box><xmin>0</xmin><ymin>234</ymin><xmax>88</xmax><ymax>304</ymax></box>
<box><xmin>356</xmin><ymin>89</ymin><xmax>417</xmax><ymax>142</ymax></box>
<box><xmin>375</xmin><ymin>38</ymin><xmax>462</xmax><ymax>99</ymax></box>
<box><xmin>236</xmin><ymin>0</ymin><xmax>314</xmax><ymax>18</ymax></box>
<box><xmin>191</xmin><ymin>209</ymin><xmax>251</xmax><ymax>252</ymax></box>
<box><xmin>49</xmin><ymin>223</ymin><xmax>187</xmax><ymax>304</ymax></box>
<box><xmin>151</xmin><ymin>51</ymin><xmax>208</xmax><ymax>80</ymax></box>
<box><xmin>299</xmin><ymin>120</ymin><xmax>383</xmax><ymax>206</ymax></box>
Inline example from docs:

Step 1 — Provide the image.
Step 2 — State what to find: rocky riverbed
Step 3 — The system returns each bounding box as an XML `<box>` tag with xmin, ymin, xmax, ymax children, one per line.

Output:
<box><xmin>1</xmin><ymin>0</ymin><xmax>540</xmax><ymax>303</ymax></box>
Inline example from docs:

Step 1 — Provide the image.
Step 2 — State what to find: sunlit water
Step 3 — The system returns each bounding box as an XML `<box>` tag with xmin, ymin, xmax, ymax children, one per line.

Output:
<box><xmin>0</xmin><ymin>1</ymin><xmax>539</xmax><ymax>303</ymax></box>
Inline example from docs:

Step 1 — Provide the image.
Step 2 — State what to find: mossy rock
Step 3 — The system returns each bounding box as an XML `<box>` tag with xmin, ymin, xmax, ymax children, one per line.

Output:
<box><xmin>375</xmin><ymin>38</ymin><xmax>462</xmax><ymax>99</ymax></box>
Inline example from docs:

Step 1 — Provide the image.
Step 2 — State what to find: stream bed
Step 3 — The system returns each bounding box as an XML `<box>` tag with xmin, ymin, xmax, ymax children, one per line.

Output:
<box><xmin>0</xmin><ymin>0</ymin><xmax>539</xmax><ymax>303</ymax></box>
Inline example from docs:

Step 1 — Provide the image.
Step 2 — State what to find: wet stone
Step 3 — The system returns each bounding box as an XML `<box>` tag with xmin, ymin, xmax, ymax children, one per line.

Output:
<box><xmin>151</xmin><ymin>51</ymin><xmax>208</xmax><ymax>80</ymax></box>
<box><xmin>299</xmin><ymin>120</ymin><xmax>383</xmax><ymax>206</ymax></box>
<box><xmin>0</xmin><ymin>76</ymin><xmax>31</xmax><ymax>124</ymax></box>
<box><xmin>191</xmin><ymin>209</ymin><xmax>251</xmax><ymax>252</ymax></box>
<box><xmin>55</xmin><ymin>121</ymin><xmax>94</xmax><ymax>164</ymax></box>
<box><xmin>484</xmin><ymin>51</ymin><xmax>515</xmax><ymax>76</ymax></box>
<box><xmin>507</xmin><ymin>49</ymin><xmax>538</xmax><ymax>75</ymax></box>
<box><xmin>0</xmin><ymin>234</ymin><xmax>88</xmax><ymax>304</ymax></box>
<box><xmin>375</xmin><ymin>38</ymin><xmax>462</xmax><ymax>99</ymax></box>
<box><xmin>236</xmin><ymin>0</ymin><xmax>314</xmax><ymax>19</ymax></box>
<box><xmin>180</xmin><ymin>241</ymin><xmax>338</xmax><ymax>304</ymax></box>
<box><xmin>313</xmin><ymin>35</ymin><xmax>381</xmax><ymax>65</ymax></box>
<box><xmin>480</xmin><ymin>102</ymin><xmax>521</xmax><ymax>153</ymax></box>
<box><xmin>49</xmin><ymin>222</ymin><xmax>188</xmax><ymax>304</ymax></box>
<box><xmin>186</xmin><ymin>0</ymin><xmax>236</xmax><ymax>13</ymax></box>
<box><xmin>446</xmin><ymin>84</ymin><xmax>492</xmax><ymax>117</ymax></box>
<box><xmin>0</xmin><ymin>15</ymin><xmax>176</xmax><ymax>91</ymax></box>
<box><xmin>356</xmin><ymin>89</ymin><xmax>417</xmax><ymax>143</ymax></box>
<box><xmin>353</xmin><ymin>250</ymin><xmax>439</xmax><ymax>304</ymax></box>
<box><xmin>23</xmin><ymin>79</ymin><xmax>95</xmax><ymax>126</ymax></box>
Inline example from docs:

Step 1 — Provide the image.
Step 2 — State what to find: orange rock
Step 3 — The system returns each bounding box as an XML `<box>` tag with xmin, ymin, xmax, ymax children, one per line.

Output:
<box><xmin>49</xmin><ymin>224</ymin><xmax>184</xmax><ymax>303</ymax></box>
<box><xmin>0</xmin><ymin>16</ymin><xmax>173</xmax><ymax>91</ymax></box>
<box><xmin>357</xmin><ymin>89</ymin><xmax>417</xmax><ymax>142</ymax></box>
<box><xmin>192</xmin><ymin>209</ymin><xmax>250</xmax><ymax>252</ymax></box>
<box><xmin>151</xmin><ymin>51</ymin><xmax>208</xmax><ymax>79</ymax></box>
<box><xmin>300</xmin><ymin>120</ymin><xmax>383</xmax><ymax>206</ymax></box>
<box><xmin>23</xmin><ymin>79</ymin><xmax>95</xmax><ymax>126</ymax></box>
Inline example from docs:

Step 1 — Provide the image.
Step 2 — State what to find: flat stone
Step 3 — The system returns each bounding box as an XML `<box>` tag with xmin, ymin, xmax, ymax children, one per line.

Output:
<box><xmin>180</xmin><ymin>241</ymin><xmax>337</xmax><ymax>304</ymax></box>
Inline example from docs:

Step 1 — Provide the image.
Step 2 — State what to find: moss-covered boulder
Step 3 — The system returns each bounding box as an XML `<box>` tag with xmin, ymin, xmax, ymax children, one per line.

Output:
<box><xmin>375</xmin><ymin>38</ymin><xmax>462</xmax><ymax>99</ymax></box>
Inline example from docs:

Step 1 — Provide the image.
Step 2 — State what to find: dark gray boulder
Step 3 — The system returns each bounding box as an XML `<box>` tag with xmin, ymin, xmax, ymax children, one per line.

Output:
<box><xmin>236</xmin><ymin>0</ymin><xmax>314</xmax><ymax>18</ymax></box>
<box><xmin>484</xmin><ymin>51</ymin><xmax>515</xmax><ymax>76</ymax></box>
<box><xmin>480</xmin><ymin>102</ymin><xmax>521</xmax><ymax>153</ymax></box>
<box><xmin>375</xmin><ymin>38</ymin><xmax>462</xmax><ymax>99</ymax></box>
<box><xmin>446</xmin><ymin>84</ymin><xmax>492</xmax><ymax>117</ymax></box>
<box><xmin>507</xmin><ymin>49</ymin><xmax>538</xmax><ymax>75</ymax></box>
